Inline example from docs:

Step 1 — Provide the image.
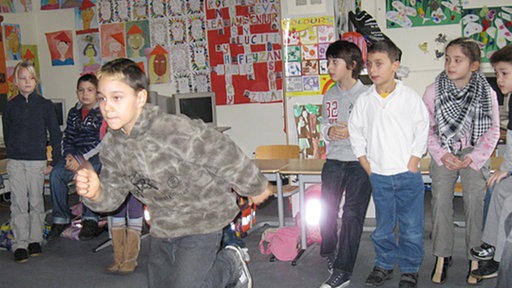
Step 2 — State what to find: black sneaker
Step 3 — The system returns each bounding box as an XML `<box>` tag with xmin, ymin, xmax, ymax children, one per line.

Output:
<box><xmin>28</xmin><ymin>242</ymin><xmax>42</xmax><ymax>256</ymax></box>
<box><xmin>14</xmin><ymin>248</ymin><xmax>28</xmax><ymax>263</ymax></box>
<box><xmin>320</xmin><ymin>269</ymin><xmax>351</xmax><ymax>288</ymax></box>
<box><xmin>471</xmin><ymin>259</ymin><xmax>499</xmax><ymax>279</ymax></box>
<box><xmin>225</xmin><ymin>245</ymin><xmax>252</xmax><ymax>288</ymax></box>
<box><xmin>365</xmin><ymin>266</ymin><xmax>393</xmax><ymax>286</ymax></box>
<box><xmin>470</xmin><ymin>243</ymin><xmax>495</xmax><ymax>261</ymax></box>
<box><xmin>46</xmin><ymin>223</ymin><xmax>69</xmax><ymax>241</ymax></box>
<box><xmin>399</xmin><ymin>273</ymin><xmax>418</xmax><ymax>288</ymax></box>
<box><xmin>78</xmin><ymin>220</ymin><xmax>99</xmax><ymax>241</ymax></box>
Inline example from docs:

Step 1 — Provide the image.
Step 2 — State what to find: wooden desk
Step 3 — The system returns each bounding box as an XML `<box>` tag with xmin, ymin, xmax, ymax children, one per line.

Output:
<box><xmin>254</xmin><ymin>159</ymin><xmax>291</xmax><ymax>227</ymax></box>
<box><xmin>279</xmin><ymin>158</ymin><xmax>325</xmax><ymax>265</ymax></box>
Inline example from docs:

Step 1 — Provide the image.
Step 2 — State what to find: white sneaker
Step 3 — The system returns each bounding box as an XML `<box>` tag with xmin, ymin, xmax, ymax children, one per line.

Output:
<box><xmin>225</xmin><ymin>245</ymin><xmax>252</xmax><ymax>288</ymax></box>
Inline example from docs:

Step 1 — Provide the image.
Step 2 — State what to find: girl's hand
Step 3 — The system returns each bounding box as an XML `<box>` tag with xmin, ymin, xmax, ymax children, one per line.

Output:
<box><xmin>441</xmin><ymin>153</ymin><xmax>463</xmax><ymax>170</ymax></box>
<box><xmin>75</xmin><ymin>167</ymin><xmax>101</xmax><ymax>201</ymax></box>
<box><xmin>249</xmin><ymin>185</ymin><xmax>273</xmax><ymax>205</ymax></box>
<box><xmin>488</xmin><ymin>170</ymin><xmax>508</xmax><ymax>187</ymax></box>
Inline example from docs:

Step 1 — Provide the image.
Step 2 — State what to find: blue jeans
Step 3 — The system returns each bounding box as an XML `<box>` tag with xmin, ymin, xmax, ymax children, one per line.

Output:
<box><xmin>320</xmin><ymin>159</ymin><xmax>372</xmax><ymax>273</ymax></box>
<box><xmin>49</xmin><ymin>155</ymin><xmax>102</xmax><ymax>224</ymax></box>
<box><xmin>147</xmin><ymin>230</ymin><xmax>236</xmax><ymax>288</ymax></box>
<box><xmin>370</xmin><ymin>171</ymin><xmax>425</xmax><ymax>273</ymax></box>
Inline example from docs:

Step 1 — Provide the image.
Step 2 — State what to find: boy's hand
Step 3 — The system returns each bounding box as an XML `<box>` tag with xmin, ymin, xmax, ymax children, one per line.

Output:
<box><xmin>75</xmin><ymin>166</ymin><xmax>101</xmax><ymax>201</ymax></box>
<box><xmin>65</xmin><ymin>154</ymin><xmax>80</xmax><ymax>171</ymax></box>
<box><xmin>328</xmin><ymin>121</ymin><xmax>349</xmax><ymax>141</ymax></box>
<box><xmin>249</xmin><ymin>185</ymin><xmax>273</xmax><ymax>205</ymax></box>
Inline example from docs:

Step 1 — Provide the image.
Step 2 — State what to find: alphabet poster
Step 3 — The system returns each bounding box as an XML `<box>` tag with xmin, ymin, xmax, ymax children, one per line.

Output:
<box><xmin>206</xmin><ymin>0</ymin><xmax>283</xmax><ymax>105</ymax></box>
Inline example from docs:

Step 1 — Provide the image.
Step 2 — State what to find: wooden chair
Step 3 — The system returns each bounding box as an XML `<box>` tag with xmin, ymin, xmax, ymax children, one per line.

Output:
<box><xmin>255</xmin><ymin>145</ymin><xmax>300</xmax><ymax>197</ymax></box>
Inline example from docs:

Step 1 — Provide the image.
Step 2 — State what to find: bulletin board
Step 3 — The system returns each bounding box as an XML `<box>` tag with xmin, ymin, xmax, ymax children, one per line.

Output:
<box><xmin>205</xmin><ymin>1</ymin><xmax>283</xmax><ymax>105</ymax></box>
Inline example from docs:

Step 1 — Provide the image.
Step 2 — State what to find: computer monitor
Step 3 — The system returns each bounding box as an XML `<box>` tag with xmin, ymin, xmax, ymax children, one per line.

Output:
<box><xmin>171</xmin><ymin>92</ymin><xmax>217</xmax><ymax>128</ymax></box>
<box><xmin>51</xmin><ymin>98</ymin><xmax>66</xmax><ymax>131</ymax></box>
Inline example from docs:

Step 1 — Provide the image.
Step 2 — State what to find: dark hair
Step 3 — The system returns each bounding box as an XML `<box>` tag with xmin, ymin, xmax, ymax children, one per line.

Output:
<box><xmin>445</xmin><ymin>37</ymin><xmax>481</xmax><ymax>64</ymax></box>
<box><xmin>77</xmin><ymin>73</ymin><xmax>98</xmax><ymax>89</ymax></box>
<box><xmin>326</xmin><ymin>40</ymin><xmax>364</xmax><ymax>79</ymax></box>
<box><xmin>368</xmin><ymin>39</ymin><xmax>402</xmax><ymax>62</ymax></box>
<box><xmin>490</xmin><ymin>44</ymin><xmax>512</xmax><ymax>65</ymax></box>
<box><xmin>97</xmin><ymin>58</ymin><xmax>148</xmax><ymax>92</ymax></box>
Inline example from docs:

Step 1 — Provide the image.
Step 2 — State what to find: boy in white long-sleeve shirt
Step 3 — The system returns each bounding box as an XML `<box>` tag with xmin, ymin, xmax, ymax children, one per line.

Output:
<box><xmin>348</xmin><ymin>40</ymin><xmax>429</xmax><ymax>288</ymax></box>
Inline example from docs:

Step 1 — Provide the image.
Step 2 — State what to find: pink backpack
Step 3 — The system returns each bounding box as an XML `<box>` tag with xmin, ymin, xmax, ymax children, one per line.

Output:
<box><xmin>259</xmin><ymin>226</ymin><xmax>300</xmax><ymax>261</ymax></box>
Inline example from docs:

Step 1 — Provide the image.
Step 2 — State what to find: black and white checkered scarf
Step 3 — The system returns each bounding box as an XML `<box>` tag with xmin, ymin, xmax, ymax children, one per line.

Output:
<box><xmin>434</xmin><ymin>71</ymin><xmax>493</xmax><ymax>152</ymax></box>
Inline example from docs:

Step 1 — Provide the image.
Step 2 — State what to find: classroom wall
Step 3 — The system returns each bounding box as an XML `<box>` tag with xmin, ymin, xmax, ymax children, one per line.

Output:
<box><xmin>1</xmin><ymin>0</ymin><xmax>509</xmax><ymax>156</ymax></box>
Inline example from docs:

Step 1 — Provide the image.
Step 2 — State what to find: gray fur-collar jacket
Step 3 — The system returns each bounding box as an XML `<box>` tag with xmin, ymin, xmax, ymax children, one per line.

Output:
<box><xmin>83</xmin><ymin>105</ymin><xmax>267</xmax><ymax>238</ymax></box>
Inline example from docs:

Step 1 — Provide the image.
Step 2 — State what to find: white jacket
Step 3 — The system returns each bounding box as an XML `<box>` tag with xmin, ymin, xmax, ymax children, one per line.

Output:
<box><xmin>348</xmin><ymin>80</ymin><xmax>429</xmax><ymax>175</ymax></box>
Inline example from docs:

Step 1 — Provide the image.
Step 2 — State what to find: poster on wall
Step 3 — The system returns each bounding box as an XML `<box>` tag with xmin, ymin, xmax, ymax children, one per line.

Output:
<box><xmin>385</xmin><ymin>0</ymin><xmax>462</xmax><ymax>28</ymax></box>
<box><xmin>45</xmin><ymin>30</ymin><xmax>74</xmax><ymax>66</ymax></box>
<box><xmin>293</xmin><ymin>103</ymin><xmax>325</xmax><ymax>159</ymax></box>
<box><xmin>206</xmin><ymin>0</ymin><xmax>283</xmax><ymax>105</ymax></box>
<box><xmin>462</xmin><ymin>6</ymin><xmax>512</xmax><ymax>62</ymax></box>
<box><xmin>282</xmin><ymin>16</ymin><xmax>335</xmax><ymax>97</ymax></box>
<box><xmin>4</xmin><ymin>24</ymin><xmax>21</xmax><ymax>61</ymax></box>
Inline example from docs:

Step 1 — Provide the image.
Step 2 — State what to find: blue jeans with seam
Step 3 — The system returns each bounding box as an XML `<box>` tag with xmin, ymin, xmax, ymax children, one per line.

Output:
<box><xmin>370</xmin><ymin>171</ymin><xmax>425</xmax><ymax>273</ymax></box>
<box><xmin>49</xmin><ymin>155</ymin><xmax>102</xmax><ymax>224</ymax></box>
<box><xmin>320</xmin><ymin>159</ymin><xmax>372</xmax><ymax>273</ymax></box>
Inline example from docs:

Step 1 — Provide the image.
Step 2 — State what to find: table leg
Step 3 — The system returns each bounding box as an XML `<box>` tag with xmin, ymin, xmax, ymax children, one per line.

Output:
<box><xmin>291</xmin><ymin>174</ymin><xmax>307</xmax><ymax>266</ymax></box>
<box><xmin>276</xmin><ymin>172</ymin><xmax>285</xmax><ymax>227</ymax></box>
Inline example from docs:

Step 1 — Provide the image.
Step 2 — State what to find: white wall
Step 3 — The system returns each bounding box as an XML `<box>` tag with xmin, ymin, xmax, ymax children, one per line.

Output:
<box><xmin>1</xmin><ymin>0</ymin><xmax>509</xmax><ymax>156</ymax></box>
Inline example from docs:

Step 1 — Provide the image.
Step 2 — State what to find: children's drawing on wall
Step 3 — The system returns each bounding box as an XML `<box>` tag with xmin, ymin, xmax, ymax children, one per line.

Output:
<box><xmin>193</xmin><ymin>71</ymin><xmax>210</xmax><ymax>93</ymax></box>
<box><xmin>130</xmin><ymin>0</ymin><xmax>148</xmax><ymax>20</ymax></box>
<box><xmin>77</xmin><ymin>32</ymin><xmax>101</xmax><ymax>75</ymax></box>
<box><xmin>294</xmin><ymin>104</ymin><xmax>325</xmax><ymax>159</ymax></box>
<box><xmin>188</xmin><ymin>14</ymin><xmax>205</xmax><ymax>42</ymax></box>
<box><xmin>6</xmin><ymin>66</ymin><xmax>17</xmax><ymax>99</ymax></box>
<box><xmin>170</xmin><ymin>43</ymin><xmax>190</xmax><ymax>74</ymax></box>
<box><xmin>21</xmin><ymin>44</ymin><xmax>39</xmax><ymax>76</ymax></box>
<box><xmin>303</xmin><ymin>75</ymin><xmax>320</xmax><ymax>92</ymax></box>
<box><xmin>168</xmin><ymin>0</ymin><xmax>184</xmax><ymax>16</ymax></box>
<box><xmin>100</xmin><ymin>23</ymin><xmax>126</xmax><ymax>59</ymax></box>
<box><xmin>175</xmin><ymin>73</ymin><xmax>192</xmax><ymax>93</ymax></box>
<box><xmin>147</xmin><ymin>44</ymin><xmax>169</xmax><ymax>84</ymax></box>
<box><xmin>286</xmin><ymin>77</ymin><xmax>302</xmax><ymax>92</ymax></box>
<box><xmin>0</xmin><ymin>0</ymin><xmax>31</xmax><ymax>12</ymax></box>
<box><xmin>169</xmin><ymin>17</ymin><xmax>186</xmax><ymax>44</ymax></box>
<box><xmin>187</xmin><ymin>0</ymin><xmax>203</xmax><ymax>14</ymax></box>
<box><xmin>462</xmin><ymin>6</ymin><xmax>512</xmax><ymax>62</ymax></box>
<box><xmin>113</xmin><ymin>0</ymin><xmax>130</xmax><ymax>23</ymax></box>
<box><xmin>61</xmin><ymin>0</ymin><xmax>82</xmax><ymax>9</ymax></box>
<box><xmin>150</xmin><ymin>0</ymin><xmax>164</xmax><ymax>18</ymax></box>
<box><xmin>46</xmin><ymin>30</ymin><xmax>74</xmax><ymax>66</ymax></box>
<box><xmin>385</xmin><ymin>0</ymin><xmax>462</xmax><ymax>28</ymax></box>
<box><xmin>0</xmin><ymin>0</ymin><xmax>14</xmax><ymax>12</ymax></box>
<box><xmin>191</xmin><ymin>42</ymin><xmax>208</xmax><ymax>71</ymax></box>
<box><xmin>40</xmin><ymin>0</ymin><xmax>58</xmax><ymax>10</ymax></box>
<box><xmin>150</xmin><ymin>18</ymin><xmax>169</xmax><ymax>47</ymax></box>
<box><xmin>97</xmin><ymin>0</ymin><xmax>113</xmax><ymax>24</ymax></box>
<box><xmin>74</xmin><ymin>0</ymin><xmax>98</xmax><ymax>32</ymax></box>
<box><xmin>126</xmin><ymin>21</ymin><xmax>149</xmax><ymax>58</ymax></box>
<box><xmin>4</xmin><ymin>24</ymin><xmax>21</xmax><ymax>60</ymax></box>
